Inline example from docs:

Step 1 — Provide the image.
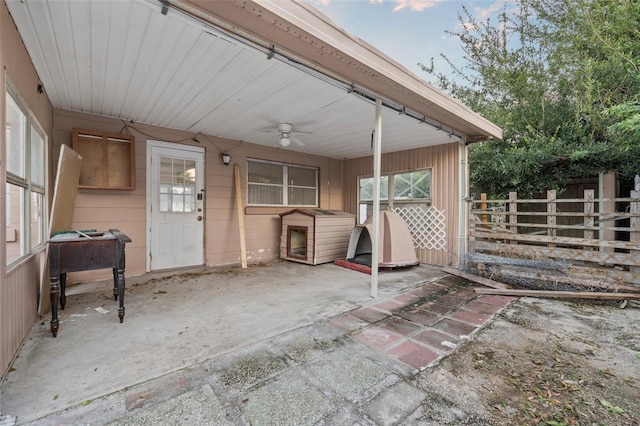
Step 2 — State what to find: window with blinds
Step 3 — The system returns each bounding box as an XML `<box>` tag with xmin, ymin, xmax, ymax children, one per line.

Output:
<box><xmin>247</xmin><ymin>159</ymin><xmax>318</xmax><ymax>206</ymax></box>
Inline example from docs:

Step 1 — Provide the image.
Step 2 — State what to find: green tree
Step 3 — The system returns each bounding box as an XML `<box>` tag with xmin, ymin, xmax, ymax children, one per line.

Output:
<box><xmin>421</xmin><ymin>0</ymin><xmax>640</xmax><ymax>198</ymax></box>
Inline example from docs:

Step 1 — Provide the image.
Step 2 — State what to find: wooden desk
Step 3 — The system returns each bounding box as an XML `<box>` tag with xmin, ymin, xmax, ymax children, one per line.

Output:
<box><xmin>48</xmin><ymin>229</ymin><xmax>131</xmax><ymax>337</ymax></box>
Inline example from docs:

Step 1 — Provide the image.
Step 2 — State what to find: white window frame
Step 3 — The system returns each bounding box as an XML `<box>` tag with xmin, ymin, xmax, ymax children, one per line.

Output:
<box><xmin>5</xmin><ymin>83</ymin><xmax>48</xmax><ymax>270</ymax></box>
<box><xmin>358</xmin><ymin>168</ymin><xmax>432</xmax><ymax>223</ymax></box>
<box><xmin>247</xmin><ymin>159</ymin><xmax>318</xmax><ymax>207</ymax></box>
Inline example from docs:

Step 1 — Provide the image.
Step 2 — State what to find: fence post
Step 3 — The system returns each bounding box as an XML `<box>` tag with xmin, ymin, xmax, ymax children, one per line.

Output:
<box><xmin>481</xmin><ymin>193</ymin><xmax>488</xmax><ymax>228</ymax></box>
<box><xmin>584</xmin><ymin>189</ymin><xmax>594</xmax><ymax>241</ymax></box>
<box><xmin>547</xmin><ymin>190</ymin><xmax>556</xmax><ymax>248</ymax></box>
<box><xmin>631</xmin><ymin>190</ymin><xmax>640</xmax><ymax>273</ymax></box>
<box><xmin>509</xmin><ymin>192</ymin><xmax>517</xmax><ymax>243</ymax></box>
<box><xmin>599</xmin><ymin>170</ymin><xmax>616</xmax><ymax>254</ymax></box>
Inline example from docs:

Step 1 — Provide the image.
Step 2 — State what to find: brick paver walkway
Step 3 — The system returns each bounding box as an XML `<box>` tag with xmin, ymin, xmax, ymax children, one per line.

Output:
<box><xmin>329</xmin><ymin>276</ymin><xmax>515</xmax><ymax>370</ymax></box>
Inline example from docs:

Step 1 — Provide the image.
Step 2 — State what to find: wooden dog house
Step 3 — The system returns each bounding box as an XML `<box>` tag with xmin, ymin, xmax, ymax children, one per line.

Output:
<box><xmin>280</xmin><ymin>209</ymin><xmax>356</xmax><ymax>265</ymax></box>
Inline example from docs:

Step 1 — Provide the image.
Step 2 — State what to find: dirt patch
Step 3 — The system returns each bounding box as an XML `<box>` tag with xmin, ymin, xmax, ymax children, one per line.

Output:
<box><xmin>126</xmin><ymin>268</ymin><xmax>249</xmax><ymax>294</ymax></box>
<box><xmin>415</xmin><ymin>297</ymin><xmax>640</xmax><ymax>425</ymax></box>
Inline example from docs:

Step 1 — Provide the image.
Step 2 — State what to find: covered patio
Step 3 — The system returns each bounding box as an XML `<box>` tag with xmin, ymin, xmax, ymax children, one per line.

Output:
<box><xmin>5</xmin><ymin>0</ymin><xmax>501</xmax><ymax>295</ymax></box>
<box><xmin>1</xmin><ymin>0</ymin><xmax>502</xmax><ymax>393</ymax></box>
<box><xmin>0</xmin><ymin>262</ymin><xmax>516</xmax><ymax>424</ymax></box>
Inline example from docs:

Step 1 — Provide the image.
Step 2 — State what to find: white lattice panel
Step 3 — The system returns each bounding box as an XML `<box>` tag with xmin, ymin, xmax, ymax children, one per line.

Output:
<box><xmin>394</xmin><ymin>206</ymin><xmax>447</xmax><ymax>251</ymax></box>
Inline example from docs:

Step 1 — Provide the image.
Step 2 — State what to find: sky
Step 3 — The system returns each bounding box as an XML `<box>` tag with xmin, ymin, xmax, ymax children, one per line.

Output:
<box><xmin>305</xmin><ymin>0</ymin><xmax>510</xmax><ymax>85</ymax></box>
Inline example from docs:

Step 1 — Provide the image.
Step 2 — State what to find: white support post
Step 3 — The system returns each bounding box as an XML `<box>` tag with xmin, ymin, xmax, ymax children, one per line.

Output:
<box><xmin>371</xmin><ymin>99</ymin><xmax>383</xmax><ymax>298</ymax></box>
<box><xmin>458</xmin><ymin>142</ymin><xmax>469</xmax><ymax>268</ymax></box>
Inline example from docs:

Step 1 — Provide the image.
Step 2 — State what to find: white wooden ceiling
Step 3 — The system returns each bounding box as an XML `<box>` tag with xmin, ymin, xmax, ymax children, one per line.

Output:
<box><xmin>7</xmin><ymin>0</ymin><xmax>470</xmax><ymax>159</ymax></box>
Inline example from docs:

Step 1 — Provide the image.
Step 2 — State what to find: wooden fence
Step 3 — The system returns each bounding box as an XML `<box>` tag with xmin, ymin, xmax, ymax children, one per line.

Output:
<box><xmin>469</xmin><ymin>189</ymin><xmax>640</xmax><ymax>285</ymax></box>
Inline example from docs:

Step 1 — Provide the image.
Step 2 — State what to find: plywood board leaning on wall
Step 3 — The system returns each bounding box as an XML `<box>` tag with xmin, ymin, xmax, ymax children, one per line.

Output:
<box><xmin>38</xmin><ymin>145</ymin><xmax>82</xmax><ymax>315</ymax></box>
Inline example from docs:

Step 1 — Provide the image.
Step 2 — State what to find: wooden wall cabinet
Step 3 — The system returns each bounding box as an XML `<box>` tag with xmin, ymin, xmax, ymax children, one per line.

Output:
<box><xmin>72</xmin><ymin>128</ymin><xmax>135</xmax><ymax>189</ymax></box>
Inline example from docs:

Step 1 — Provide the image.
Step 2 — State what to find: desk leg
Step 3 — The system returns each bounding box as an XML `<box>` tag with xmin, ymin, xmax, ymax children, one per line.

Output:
<box><xmin>112</xmin><ymin>268</ymin><xmax>118</xmax><ymax>301</ymax></box>
<box><xmin>116</xmin><ymin>268</ymin><xmax>125</xmax><ymax>323</ymax></box>
<box><xmin>60</xmin><ymin>273</ymin><xmax>67</xmax><ymax>310</ymax></box>
<box><xmin>50</xmin><ymin>275</ymin><xmax>60</xmax><ymax>337</ymax></box>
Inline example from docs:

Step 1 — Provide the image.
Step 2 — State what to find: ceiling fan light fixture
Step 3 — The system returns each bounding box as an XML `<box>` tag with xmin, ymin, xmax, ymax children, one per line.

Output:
<box><xmin>279</xmin><ymin>136</ymin><xmax>291</xmax><ymax>147</ymax></box>
<box><xmin>278</xmin><ymin>123</ymin><xmax>293</xmax><ymax>133</ymax></box>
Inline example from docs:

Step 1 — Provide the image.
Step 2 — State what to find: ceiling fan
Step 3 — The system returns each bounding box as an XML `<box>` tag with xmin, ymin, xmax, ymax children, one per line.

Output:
<box><xmin>263</xmin><ymin>123</ymin><xmax>310</xmax><ymax>147</ymax></box>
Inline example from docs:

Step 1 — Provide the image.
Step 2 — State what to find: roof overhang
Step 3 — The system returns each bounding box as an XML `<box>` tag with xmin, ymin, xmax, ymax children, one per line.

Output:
<box><xmin>182</xmin><ymin>0</ymin><xmax>502</xmax><ymax>141</ymax></box>
<box><xmin>6</xmin><ymin>0</ymin><xmax>502</xmax><ymax>159</ymax></box>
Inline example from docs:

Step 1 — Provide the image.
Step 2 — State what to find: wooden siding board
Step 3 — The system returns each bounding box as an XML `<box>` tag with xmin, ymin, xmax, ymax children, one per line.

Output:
<box><xmin>315</xmin><ymin>246</ymin><xmax>350</xmax><ymax>257</ymax></box>
<box><xmin>316</xmin><ymin>218</ymin><xmax>354</xmax><ymax>227</ymax></box>
<box><xmin>315</xmin><ymin>235</ymin><xmax>351</xmax><ymax>246</ymax></box>
<box><xmin>315</xmin><ymin>233</ymin><xmax>353</xmax><ymax>241</ymax></box>
<box><xmin>315</xmin><ymin>246</ymin><xmax>349</xmax><ymax>260</ymax></box>
<box><xmin>315</xmin><ymin>228</ymin><xmax>353</xmax><ymax>235</ymax></box>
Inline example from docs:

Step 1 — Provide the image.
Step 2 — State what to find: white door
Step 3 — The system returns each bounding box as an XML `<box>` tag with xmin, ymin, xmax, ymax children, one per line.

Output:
<box><xmin>148</xmin><ymin>141</ymin><xmax>205</xmax><ymax>270</ymax></box>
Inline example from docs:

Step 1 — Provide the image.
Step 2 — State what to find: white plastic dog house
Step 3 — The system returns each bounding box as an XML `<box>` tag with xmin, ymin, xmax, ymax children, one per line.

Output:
<box><xmin>346</xmin><ymin>210</ymin><xmax>419</xmax><ymax>268</ymax></box>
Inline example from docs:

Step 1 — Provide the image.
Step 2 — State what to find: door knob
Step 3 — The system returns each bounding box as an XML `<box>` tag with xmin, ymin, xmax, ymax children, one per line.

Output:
<box><xmin>196</xmin><ymin>215</ymin><xmax>203</xmax><ymax>221</ymax></box>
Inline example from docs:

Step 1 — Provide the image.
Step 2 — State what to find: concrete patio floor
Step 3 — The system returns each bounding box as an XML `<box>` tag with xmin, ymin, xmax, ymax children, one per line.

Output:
<box><xmin>0</xmin><ymin>260</ymin><xmax>514</xmax><ymax>425</ymax></box>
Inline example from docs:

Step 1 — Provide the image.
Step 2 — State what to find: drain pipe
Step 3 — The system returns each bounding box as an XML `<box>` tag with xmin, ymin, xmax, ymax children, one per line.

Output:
<box><xmin>371</xmin><ymin>99</ymin><xmax>383</xmax><ymax>298</ymax></box>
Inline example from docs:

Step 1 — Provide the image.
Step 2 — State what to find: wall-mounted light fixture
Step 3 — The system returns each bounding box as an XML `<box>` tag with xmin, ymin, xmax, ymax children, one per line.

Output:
<box><xmin>221</xmin><ymin>153</ymin><xmax>231</xmax><ymax>165</ymax></box>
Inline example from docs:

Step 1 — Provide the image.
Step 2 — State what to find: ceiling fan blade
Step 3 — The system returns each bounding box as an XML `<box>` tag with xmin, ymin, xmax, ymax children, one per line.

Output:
<box><xmin>291</xmin><ymin>135</ymin><xmax>305</xmax><ymax>146</ymax></box>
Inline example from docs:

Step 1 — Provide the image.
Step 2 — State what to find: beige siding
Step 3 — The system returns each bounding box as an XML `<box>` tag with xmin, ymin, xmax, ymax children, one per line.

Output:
<box><xmin>314</xmin><ymin>216</ymin><xmax>354</xmax><ymax>263</ymax></box>
<box><xmin>1</xmin><ymin>0</ymin><xmax>54</xmax><ymax>379</ymax></box>
<box><xmin>343</xmin><ymin>144</ymin><xmax>461</xmax><ymax>267</ymax></box>
<box><xmin>0</xmin><ymin>254</ymin><xmax>42</xmax><ymax>379</ymax></box>
<box><xmin>324</xmin><ymin>158</ymin><xmax>344</xmax><ymax>210</ymax></box>
<box><xmin>52</xmin><ymin>110</ymin><xmax>344</xmax><ymax>280</ymax></box>
<box><xmin>280</xmin><ymin>212</ymin><xmax>354</xmax><ymax>264</ymax></box>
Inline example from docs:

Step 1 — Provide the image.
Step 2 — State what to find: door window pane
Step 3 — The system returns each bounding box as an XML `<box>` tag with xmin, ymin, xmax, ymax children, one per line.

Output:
<box><xmin>173</xmin><ymin>159</ymin><xmax>186</xmax><ymax>183</ymax></box>
<box><xmin>160</xmin><ymin>157</ymin><xmax>174</xmax><ymax>184</ymax></box>
<box><xmin>172</xmin><ymin>195</ymin><xmax>185</xmax><ymax>212</ymax></box>
<box><xmin>160</xmin><ymin>193</ymin><xmax>170</xmax><ymax>212</ymax></box>
<box><xmin>158</xmin><ymin>156</ymin><xmax>197</xmax><ymax>212</ymax></box>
